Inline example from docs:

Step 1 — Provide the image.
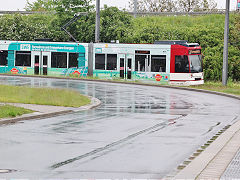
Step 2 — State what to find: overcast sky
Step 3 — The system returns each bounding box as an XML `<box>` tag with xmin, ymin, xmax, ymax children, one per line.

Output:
<box><xmin>1</xmin><ymin>0</ymin><xmax>237</xmax><ymax>11</ymax></box>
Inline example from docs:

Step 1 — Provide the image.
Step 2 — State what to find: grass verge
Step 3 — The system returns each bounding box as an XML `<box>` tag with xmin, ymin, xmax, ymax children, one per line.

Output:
<box><xmin>0</xmin><ymin>85</ymin><xmax>91</xmax><ymax>107</ymax></box>
<box><xmin>188</xmin><ymin>81</ymin><xmax>240</xmax><ymax>96</ymax></box>
<box><xmin>3</xmin><ymin>74</ymin><xmax>239</xmax><ymax>97</ymax></box>
<box><xmin>0</xmin><ymin>105</ymin><xmax>33</xmax><ymax>119</ymax></box>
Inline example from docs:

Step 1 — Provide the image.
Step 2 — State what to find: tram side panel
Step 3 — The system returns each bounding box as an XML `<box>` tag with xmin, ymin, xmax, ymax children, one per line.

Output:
<box><xmin>0</xmin><ymin>41</ymin><xmax>20</xmax><ymax>74</ymax></box>
<box><xmin>92</xmin><ymin>43</ymin><xmax>171</xmax><ymax>84</ymax></box>
<box><xmin>92</xmin><ymin>43</ymin><xmax>120</xmax><ymax>79</ymax></box>
<box><xmin>0</xmin><ymin>41</ymin><xmax>89</xmax><ymax>77</ymax></box>
<box><xmin>133</xmin><ymin>45</ymin><xmax>171</xmax><ymax>83</ymax></box>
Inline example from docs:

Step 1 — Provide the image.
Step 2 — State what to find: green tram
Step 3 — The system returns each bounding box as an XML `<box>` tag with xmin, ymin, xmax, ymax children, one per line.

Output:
<box><xmin>0</xmin><ymin>40</ymin><xmax>204</xmax><ymax>85</ymax></box>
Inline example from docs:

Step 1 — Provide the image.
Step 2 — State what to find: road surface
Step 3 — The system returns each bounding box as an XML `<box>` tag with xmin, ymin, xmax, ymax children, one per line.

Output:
<box><xmin>0</xmin><ymin>76</ymin><xmax>239</xmax><ymax>178</ymax></box>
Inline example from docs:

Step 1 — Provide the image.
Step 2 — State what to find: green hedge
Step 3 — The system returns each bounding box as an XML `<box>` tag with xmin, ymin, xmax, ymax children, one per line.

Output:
<box><xmin>0</xmin><ymin>10</ymin><xmax>239</xmax><ymax>81</ymax></box>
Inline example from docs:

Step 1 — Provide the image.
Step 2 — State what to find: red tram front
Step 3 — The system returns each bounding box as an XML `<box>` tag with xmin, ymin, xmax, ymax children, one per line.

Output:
<box><xmin>169</xmin><ymin>42</ymin><xmax>203</xmax><ymax>85</ymax></box>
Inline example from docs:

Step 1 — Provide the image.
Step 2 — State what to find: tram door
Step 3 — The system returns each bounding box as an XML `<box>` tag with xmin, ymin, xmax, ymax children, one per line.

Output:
<box><xmin>32</xmin><ymin>52</ymin><xmax>50</xmax><ymax>75</ymax></box>
<box><xmin>120</xmin><ymin>58</ymin><xmax>125</xmax><ymax>79</ymax></box>
<box><xmin>34</xmin><ymin>55</ymin><xmax>40</xmax><ymax>75</ymax></box>
<box><xmin>119</xmin><ymin>55</ymin><xmax>132</xmax><ymax>79</ymax></box>
<box><xmin>127</xmin><ymin>58</ymin><xmax>132</xmax><ymax>79</ymax></box>
<box><xmin>43</xmin><ymin>55</ymin><xmax>48</xmax><ymax>75</ymax></box>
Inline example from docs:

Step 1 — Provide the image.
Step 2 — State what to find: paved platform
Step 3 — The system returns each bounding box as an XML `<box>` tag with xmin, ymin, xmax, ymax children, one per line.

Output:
<box><xmin>173</xmin><ymin>115</ymin><xmax>240</xmax><ymax>179</ymax></box>
<box><xmin>222</xmin><ymin>150</ymin><xmax>240</xmax><ymax>179</ymax></box>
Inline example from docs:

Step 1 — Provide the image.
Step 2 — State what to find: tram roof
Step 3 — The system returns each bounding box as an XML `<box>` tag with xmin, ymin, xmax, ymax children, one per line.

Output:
<box><xmin>154</xmin><ymin>40</ymin><xmax>199</xmax><ymax>47</ymax></box>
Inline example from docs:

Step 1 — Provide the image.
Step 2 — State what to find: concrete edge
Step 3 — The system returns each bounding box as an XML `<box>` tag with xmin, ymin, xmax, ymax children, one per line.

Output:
<box><xmin>173</xmin><ymin>116</ymin><xmax>240</xmax><ymax>179</ymax></box>
<box><xmin>0</xmin><ymin>110</ymin><xmax>73</xmax><ymax>125</ymax></box>
<box><xmin>0</xmin><ymin>96</ymin><xmax>101</xmax><ymax>126</ymax></box>
<box><xmin>73</xmin><ymin>96</ymin><xmax>102</xmax><ymax>111</ymax></box>
<box><xmin>1</xmin><ymin>74</ymin><xmax>239</xmax><ymax>100</ymax></box>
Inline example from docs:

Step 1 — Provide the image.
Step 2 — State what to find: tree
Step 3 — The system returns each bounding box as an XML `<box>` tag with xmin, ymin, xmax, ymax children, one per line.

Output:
<box><xmin>0</xmin><ymin>14</ymin><xmax>67</xmax><ymax>41</ymax></box>
<box><xmin>177</xmin><ymin>0</ymin><xmax>200</xmax><ymax>12</ymax></box>
<box><xmin>25</xmin><ymin>0</ymin><xmax>94</xmax><ymax>16</ymax></box>
<box><xmin>128</xmin><ymin>0</ymin><xmax>177</xmax><ymax>12</ymax></box>
<box><xmin>73</xmin><ymin>6</ymin><xmax>133</xmax><ymax>43</ymax></box>
<box><xmin>25</xmin><ymin>0</ymin><xmax>56</xmax><ymax>11</ymax></box>
<box><xmin>99</xmin><ymin>6</ymin><xmax>133</xmax><ymax>42</ymax></box>
<box><xmin>199</xmin><ymin>0</ymin><xmax>217</xmax><ymax>11</ymax></box>
<box><xmin>177</xmin><ymin>0</ymin><xmax>217</xmax><ymax>12</ymax></box>
<box><xmin>55</xmin><ymin>0</ymin><xmax>94</xmax><ymax>17</ymax></box>
<box><xmin>52</xmin><ymin>0</ymin><xmax>94</xmax><ymax>42</ymax></box>
<box><xmin>128</xmin><ymin>0</ymin><xmax>217</xmax><ymax>13</ymax></box>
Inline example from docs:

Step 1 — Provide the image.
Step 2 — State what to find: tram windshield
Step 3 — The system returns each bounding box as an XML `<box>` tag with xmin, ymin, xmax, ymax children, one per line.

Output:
<box><xmin>189</xmin><ymin>55</ymin><xmax>203</xmax><ymax>73</ymax></box>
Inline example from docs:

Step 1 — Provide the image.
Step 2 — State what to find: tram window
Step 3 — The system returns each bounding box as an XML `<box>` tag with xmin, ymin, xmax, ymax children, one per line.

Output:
<box><xmin>0</xmin><ymin>50</ymin><xmax>8</xmax><ymax>66</ymax></box>
<box><xmin>175</xmin><ymin>55</ymin><xmax>189</xmax><ymax>73</ymax></box>
<box><xmin>107</xmin><ymin>54</ymin><xmax>117</xmax><ymax>70</ymax></box>
<box><xmin>151</xmin><ymin>55</ymin><xmax>166</xmax><ymax>72</ymax></box>
<box><xmin>51</xmin><ymin>52</ymin><xmax>67</xmax><ymax>68</ymax></box>
<box><xmin>69</xmin><ymin>53</ymin><xmax>79</xmax><ymax>68</ymax></box>
<box><xmin>15</xmin><ymin>51</ymin><xmax>31</xmax><ymax>66</ymax></box>
<box><xmin>135</xmin><ymin>55</ymin><xmax>146</xmax><ymax>72</ymax></box>
<box><xmin>95</xmin><ymin>54</ymin><xmax>105</xmax><ymax>70</ymax></box>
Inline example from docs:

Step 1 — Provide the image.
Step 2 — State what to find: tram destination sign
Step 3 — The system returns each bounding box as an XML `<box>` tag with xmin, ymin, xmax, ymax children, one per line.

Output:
<box><xmin>189</xmin><ymin>49</ymin><xmax>201</xmax><ymax>54</ymax></box>
<box><xmin>19</xmin><ymin>43</ymin><xmax>78</xmax><ymax>52</ymax></box>
<box><xmin>135</xmin><ymin>50</ymin><xmax>150</xmax><ymax>54</ymax></box>
<box><xmin>31</xmin><ymin>45</ymin><xmax>75</xmax><ymax>52</ymax></box>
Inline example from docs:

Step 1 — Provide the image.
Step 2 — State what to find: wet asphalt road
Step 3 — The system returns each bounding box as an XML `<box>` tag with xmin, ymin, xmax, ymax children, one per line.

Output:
<box><xmin>0</xmin><ymin>76</ymin><xmax>239</xmax><ymax>178</ymax></box>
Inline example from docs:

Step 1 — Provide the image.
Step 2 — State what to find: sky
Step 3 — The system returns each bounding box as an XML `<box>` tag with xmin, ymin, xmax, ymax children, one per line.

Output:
<box><xmin>0</xmin><ymin>0</ymin><xmax>237</xmax><ymax>11</ymax></box>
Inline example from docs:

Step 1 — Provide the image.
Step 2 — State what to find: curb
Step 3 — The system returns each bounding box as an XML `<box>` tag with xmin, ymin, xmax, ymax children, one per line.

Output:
<box><xmin>0</xmin><ymin>96</ymin><xmax>101</xmax><ymax>126</ymax></box>
<box><xmin>73</xmin><ymin>96</ymin><xmax>102</xmax><ymax>111</ymax></box>
<box><xmin>0</xmin><ymin>110</ymin><xmax>73</xmax><ymax>125</ymax></box>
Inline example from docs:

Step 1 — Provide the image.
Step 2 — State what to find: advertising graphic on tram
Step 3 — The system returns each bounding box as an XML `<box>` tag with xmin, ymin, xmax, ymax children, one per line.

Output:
<box><xmin>0</xmin><ymin>40</ymin><xmax>204</xmax><ymax>85</ymax></box>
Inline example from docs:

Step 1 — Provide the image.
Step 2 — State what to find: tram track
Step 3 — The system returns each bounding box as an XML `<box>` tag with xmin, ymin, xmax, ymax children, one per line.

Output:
<box><xmin>50</xmin><ymin>114</ymin><xmax>185</xmax><ymax>169</ymax></box>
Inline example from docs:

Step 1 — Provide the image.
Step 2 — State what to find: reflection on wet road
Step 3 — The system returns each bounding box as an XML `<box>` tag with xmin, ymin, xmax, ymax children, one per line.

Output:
<box><xmin>0</xmin><ymin>76</ymin><xmax>239</xmax><ymax>178</ymax></box>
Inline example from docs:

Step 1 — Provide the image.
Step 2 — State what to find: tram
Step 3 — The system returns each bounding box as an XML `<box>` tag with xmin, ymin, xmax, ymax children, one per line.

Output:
<box><xmin>0</xmin><ymin>40</ymin><xmax>203</xmax><ymax>85</ymax></box>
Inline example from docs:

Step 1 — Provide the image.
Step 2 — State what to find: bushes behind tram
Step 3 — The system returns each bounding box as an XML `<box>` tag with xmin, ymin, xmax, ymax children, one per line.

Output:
<box><xmin>0</xmin><ymin>9</ymin><xmax>239</xmax><ymax>81</ymax></box>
